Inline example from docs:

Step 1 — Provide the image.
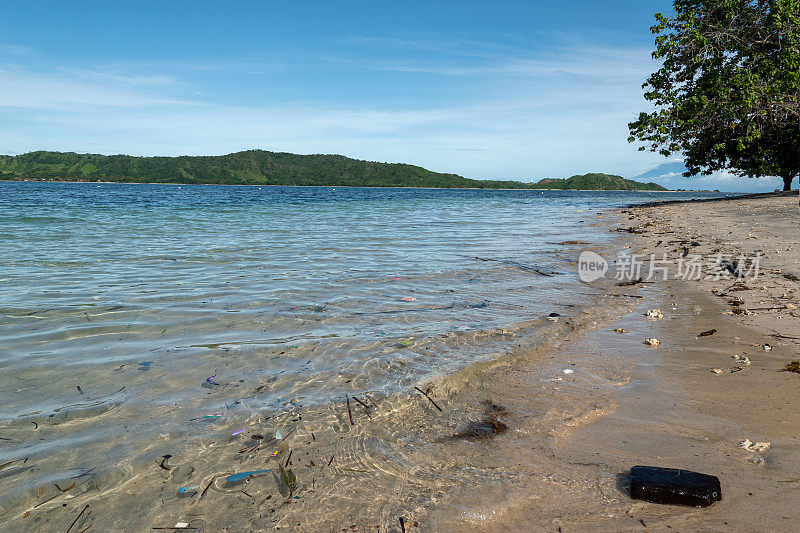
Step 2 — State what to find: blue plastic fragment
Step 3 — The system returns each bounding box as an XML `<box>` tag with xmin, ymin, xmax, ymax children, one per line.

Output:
<box><xmin>139</xmin><ymin>362</ymin><xmax>152</xmax><ymax>367</ymax></box>
<box><xmin>177</xmin><ymin>485</ymin><xmax>200</xmax><ymax>494</ymax></box>
<box><xmin>225</xmin><ymin>469</ymin><xmax>271</xmax><ymax>483</ymax></box>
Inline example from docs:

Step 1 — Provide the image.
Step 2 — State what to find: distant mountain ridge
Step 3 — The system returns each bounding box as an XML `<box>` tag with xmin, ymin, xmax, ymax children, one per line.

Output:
<box><xmin>632</xmin><ymin>161</ymin><xmax>688</xmax><ymax>182</ymax></box>
<box><xmin>0</xmin><ymin>150</ymin><xmax>667</xmax><ymax>190</ymax></box>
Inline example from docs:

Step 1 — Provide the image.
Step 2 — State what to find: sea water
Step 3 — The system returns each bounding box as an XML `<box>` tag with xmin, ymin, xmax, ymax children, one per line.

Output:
<box><xmin>0</xmin><ymin>182</ymin><xmax>726</xmax><ymax>520</ymax></box>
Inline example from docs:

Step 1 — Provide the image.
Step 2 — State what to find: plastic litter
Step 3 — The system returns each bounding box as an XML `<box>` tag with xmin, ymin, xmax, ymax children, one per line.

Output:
<box><xmin>177</xmin><ymin>486</ymin><xmax>200</xmax><ymax>494</ymax></box>
<box><xmin>400</xmin><ymin>297</ymin><xmax>417</xmax><ymax>302</ymax></box>
<box><xmin>630</xmin><ymin>465</ymin><xmax>721</xmax><ymax>507</ymax></box>
<box><xmin>644</xmin><ymin>338</ymin><xmax>661</xmax><ymax>348</ymax></box>
<box><xmin>740</xmin><ymin>439</ymin><xmax>771</xmax><ymax>453</ymax></box>
<box><xmin>644</xmin><ymin>309</ymin><xmax>664</xmax><ymax>320</ymax></box>
<box><xmin>231</xmin><ymin>428</ymin><xmax>249</xmax><ymax>436</ymax></box>
<box><xmin>225</xmin><ymin>469</ymin><xmax>271</xmax><ymax>483</ymax></box>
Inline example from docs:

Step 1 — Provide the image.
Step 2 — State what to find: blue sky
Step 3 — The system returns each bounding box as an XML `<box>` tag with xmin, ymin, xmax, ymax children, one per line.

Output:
<box><xmin>0</xmin><ymin>0</ymin><xmax>780</xmax><ymax>191</ymax></box>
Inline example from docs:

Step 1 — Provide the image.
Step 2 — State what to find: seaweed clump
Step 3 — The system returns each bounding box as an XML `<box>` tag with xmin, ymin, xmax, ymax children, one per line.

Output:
<box><xmin>784</xmin><ymin>361</ymin><xmax>800</xmax><ymax>374</ymax></box>
<box><xmin>442</xmin><ymin>400</ymin><xmax>509</xmax><ymax>441</ymax></box>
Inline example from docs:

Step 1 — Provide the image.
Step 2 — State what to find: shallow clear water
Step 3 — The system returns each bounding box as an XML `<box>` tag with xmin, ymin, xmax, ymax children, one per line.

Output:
<box><xmin>0</xmin><ymin>182</ymin><xmax>728</xmax><ymax>512</ymax></box>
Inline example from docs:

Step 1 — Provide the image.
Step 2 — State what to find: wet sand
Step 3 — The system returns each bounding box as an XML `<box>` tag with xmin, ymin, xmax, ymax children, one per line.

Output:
<box><xmin>4</xmin><ymin>194</ymin><xmax>797</xmax><ymax>532</ymax></box>
<box><xmin>470</xmin><ymin>193</ymin><xmax>800</xmax><ymax>531</ymax></box>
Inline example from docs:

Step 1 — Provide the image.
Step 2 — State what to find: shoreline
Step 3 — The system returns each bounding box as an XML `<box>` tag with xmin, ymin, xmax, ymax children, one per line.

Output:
<box><xmin>2</xmin><ymin>178</ymin><xmax>685</xmax><ymax>192</ymax></box>
<box><xmin>629</xmin><ymin>188</ymin><xmax>797</xmax><ymax>207</ymax></box>
<box><xmin>0</xmin><ymin>202</ymin><xmax>640</xmax><ymax>531</ymax></box>
<box><xmin>2</xmin><ymin>193</ymin><xmax>795</xmax><ymax>531</ymax></box>
<box><xmin>478</xmin><ymin>193</ymin><xmax>799</xmax><ymax>530</ymax></box>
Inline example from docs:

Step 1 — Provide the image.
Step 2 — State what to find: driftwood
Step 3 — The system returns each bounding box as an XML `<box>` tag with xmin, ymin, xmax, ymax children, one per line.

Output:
<box><xmin>414</xmin><ymin>387</ymin><xmax>443</xmax><ymax>411</ymax></box>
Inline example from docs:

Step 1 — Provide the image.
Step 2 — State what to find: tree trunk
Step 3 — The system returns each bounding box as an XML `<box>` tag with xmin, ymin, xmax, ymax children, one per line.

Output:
<box><xmin>783</xmin><ymin>173</ymin><xmax>796</xmax><ymax>191</ymax></box>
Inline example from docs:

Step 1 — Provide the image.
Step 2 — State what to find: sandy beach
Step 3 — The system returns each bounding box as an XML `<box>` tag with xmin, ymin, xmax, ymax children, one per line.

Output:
<box><xmin>463</xmin><ymin>192</ymin><xmax>800</xmax><ymax>531</ymax></box>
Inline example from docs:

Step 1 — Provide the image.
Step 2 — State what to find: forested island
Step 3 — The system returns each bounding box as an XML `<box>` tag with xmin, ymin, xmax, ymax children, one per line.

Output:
<box><xmin>0</xmin><ymin>150</ymin><xmax>668</xmax><ymax>191</ymax></box>
<box><xmin>531</xmin><ymin>173</ymin><xmax>667</xmax><ymax>191</ymax></box>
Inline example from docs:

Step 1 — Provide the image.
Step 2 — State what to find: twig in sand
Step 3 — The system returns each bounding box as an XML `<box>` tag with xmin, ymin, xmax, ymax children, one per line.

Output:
<box><xmin>327</xmin><ymin>454</ymin><xmax>335</xmax><ymax>467</ymax></box>
<box><xmin>771</xmin><ymin>333</ymin><xmax>800</xmax><ymax>340</ymax></box>
<box><xmin>33</xmin><ymin>493</ymin><xmax>61</xmax><ymax>509</ymax></box>
<box><xmin>351</xmin><ymin>395</ymin><xmax>370</xmax><ymax>410</ymax></box>
<box><xmin>414</xmin><ymin>387</ymin><xmax>443</xmax><ymax>411</ymax></box>
<box><xmin>352</xmin><ymin>396</ymin><xmax>373</xmax><ymax>418</ymax></box>
<box><xmin>345</xmin><ymin>395</ymin><xmax>354</xmax><ymax>425</ymax></box>
<box><xmin>279</xmin><ymin>426</ymin><xmax>298</xmax><ymax>441</ymax></box>
<box><xmin>66</xmin><ymin>504</ymin><xmax>89</xmax><ymax>533</ymax></box>
<box><xmin>159</xmin><ymin>455</ymin><xmax>172</xmax><ymax>470</ymax></box>
<box><xmin>364</xmin><ymin>394</ymin><xmax>379</xmax><ymax>408</ymax></box>
<box><xmin>199</xmin><ymin>476</ymin><xmax>216</xmax><ymax>500</ymax></box>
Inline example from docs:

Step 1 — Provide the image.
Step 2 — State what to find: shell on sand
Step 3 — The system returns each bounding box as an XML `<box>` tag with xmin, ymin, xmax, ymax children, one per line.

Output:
<box><xmin>740</xmin><ymin>439</ymin><xmax>771</xmax><ymax>453</ymax></box>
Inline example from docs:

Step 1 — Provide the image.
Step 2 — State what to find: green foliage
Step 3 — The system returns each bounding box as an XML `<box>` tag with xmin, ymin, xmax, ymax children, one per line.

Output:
<box><xmin>0</xmin><ymin>150</ymin><xmax>516</xmax><ymax>188</ymax></box>
<box><xmin>532</xmin><ymin>173</ymin><xmax>668</xmax><ymax>191</ymax></box>
<box><xmin>0</xmin><ymin>150</ymin><xmax>667</xmax><ymax>190</ymax></box>
<box><xmin>278</xmin><ymin>463</ymin><xmax>296</xmax><ymax>496</ymax></box>
<box><xmin>629</xmin><ymin>0</ymin><xmax>800</xmax><ymax>190</ymax></box>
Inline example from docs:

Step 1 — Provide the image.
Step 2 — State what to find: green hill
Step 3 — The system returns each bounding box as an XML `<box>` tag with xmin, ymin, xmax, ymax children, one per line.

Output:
<box><xmin>0</xmin><ymin>150</ymin><xmax>668</xmax><ymax>190</ymax></box>
<box><xmin>0</xmin><ymin>150</ymin><xmax>530</xmax><ymax>188</ymax></box>
<box><xmin>532</xmin><ymin>173</ymin><xmax>667</xmax><ymax>191</ymax></box>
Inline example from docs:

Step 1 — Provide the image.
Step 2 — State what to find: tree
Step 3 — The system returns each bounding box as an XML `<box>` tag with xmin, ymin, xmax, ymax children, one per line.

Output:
<box><xmin>629</xmin><ymin>0</ymin><xmax>800</xmax><ymax>191</ymax></box>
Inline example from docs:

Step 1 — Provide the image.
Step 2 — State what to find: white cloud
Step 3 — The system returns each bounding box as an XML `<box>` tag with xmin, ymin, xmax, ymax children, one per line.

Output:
<box><xmin>696</xmin><ymin>171</ymin><xmax>781</xmax><ymax>188</ymax></box>
<box><xmin>641</xmin><ymin>168</ymin><xmax>782</xmax><ymax>192</ymax></box>
<box><xmin>54</xmin><ymin>67</ymin><xmax>178</xmax><ymax>88</ymax></box>
<box><xmin>0</xmin><ymin>39</ymin><xmax>666</xmax><ymax>180</ymax></box>
<box><xmin>0</xmin><ymin>66</ymin><xmax>196</xmax><ymax>109</ymax></box>
<box><xmin>325</xmin><ymin>44</ymin><xmax>653</xmax><ymax>82</ymax></box>
<box><xmin>0</xmin><ymin>43</ymin><xmax>33</xmax><ymax>56</ymax></box>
